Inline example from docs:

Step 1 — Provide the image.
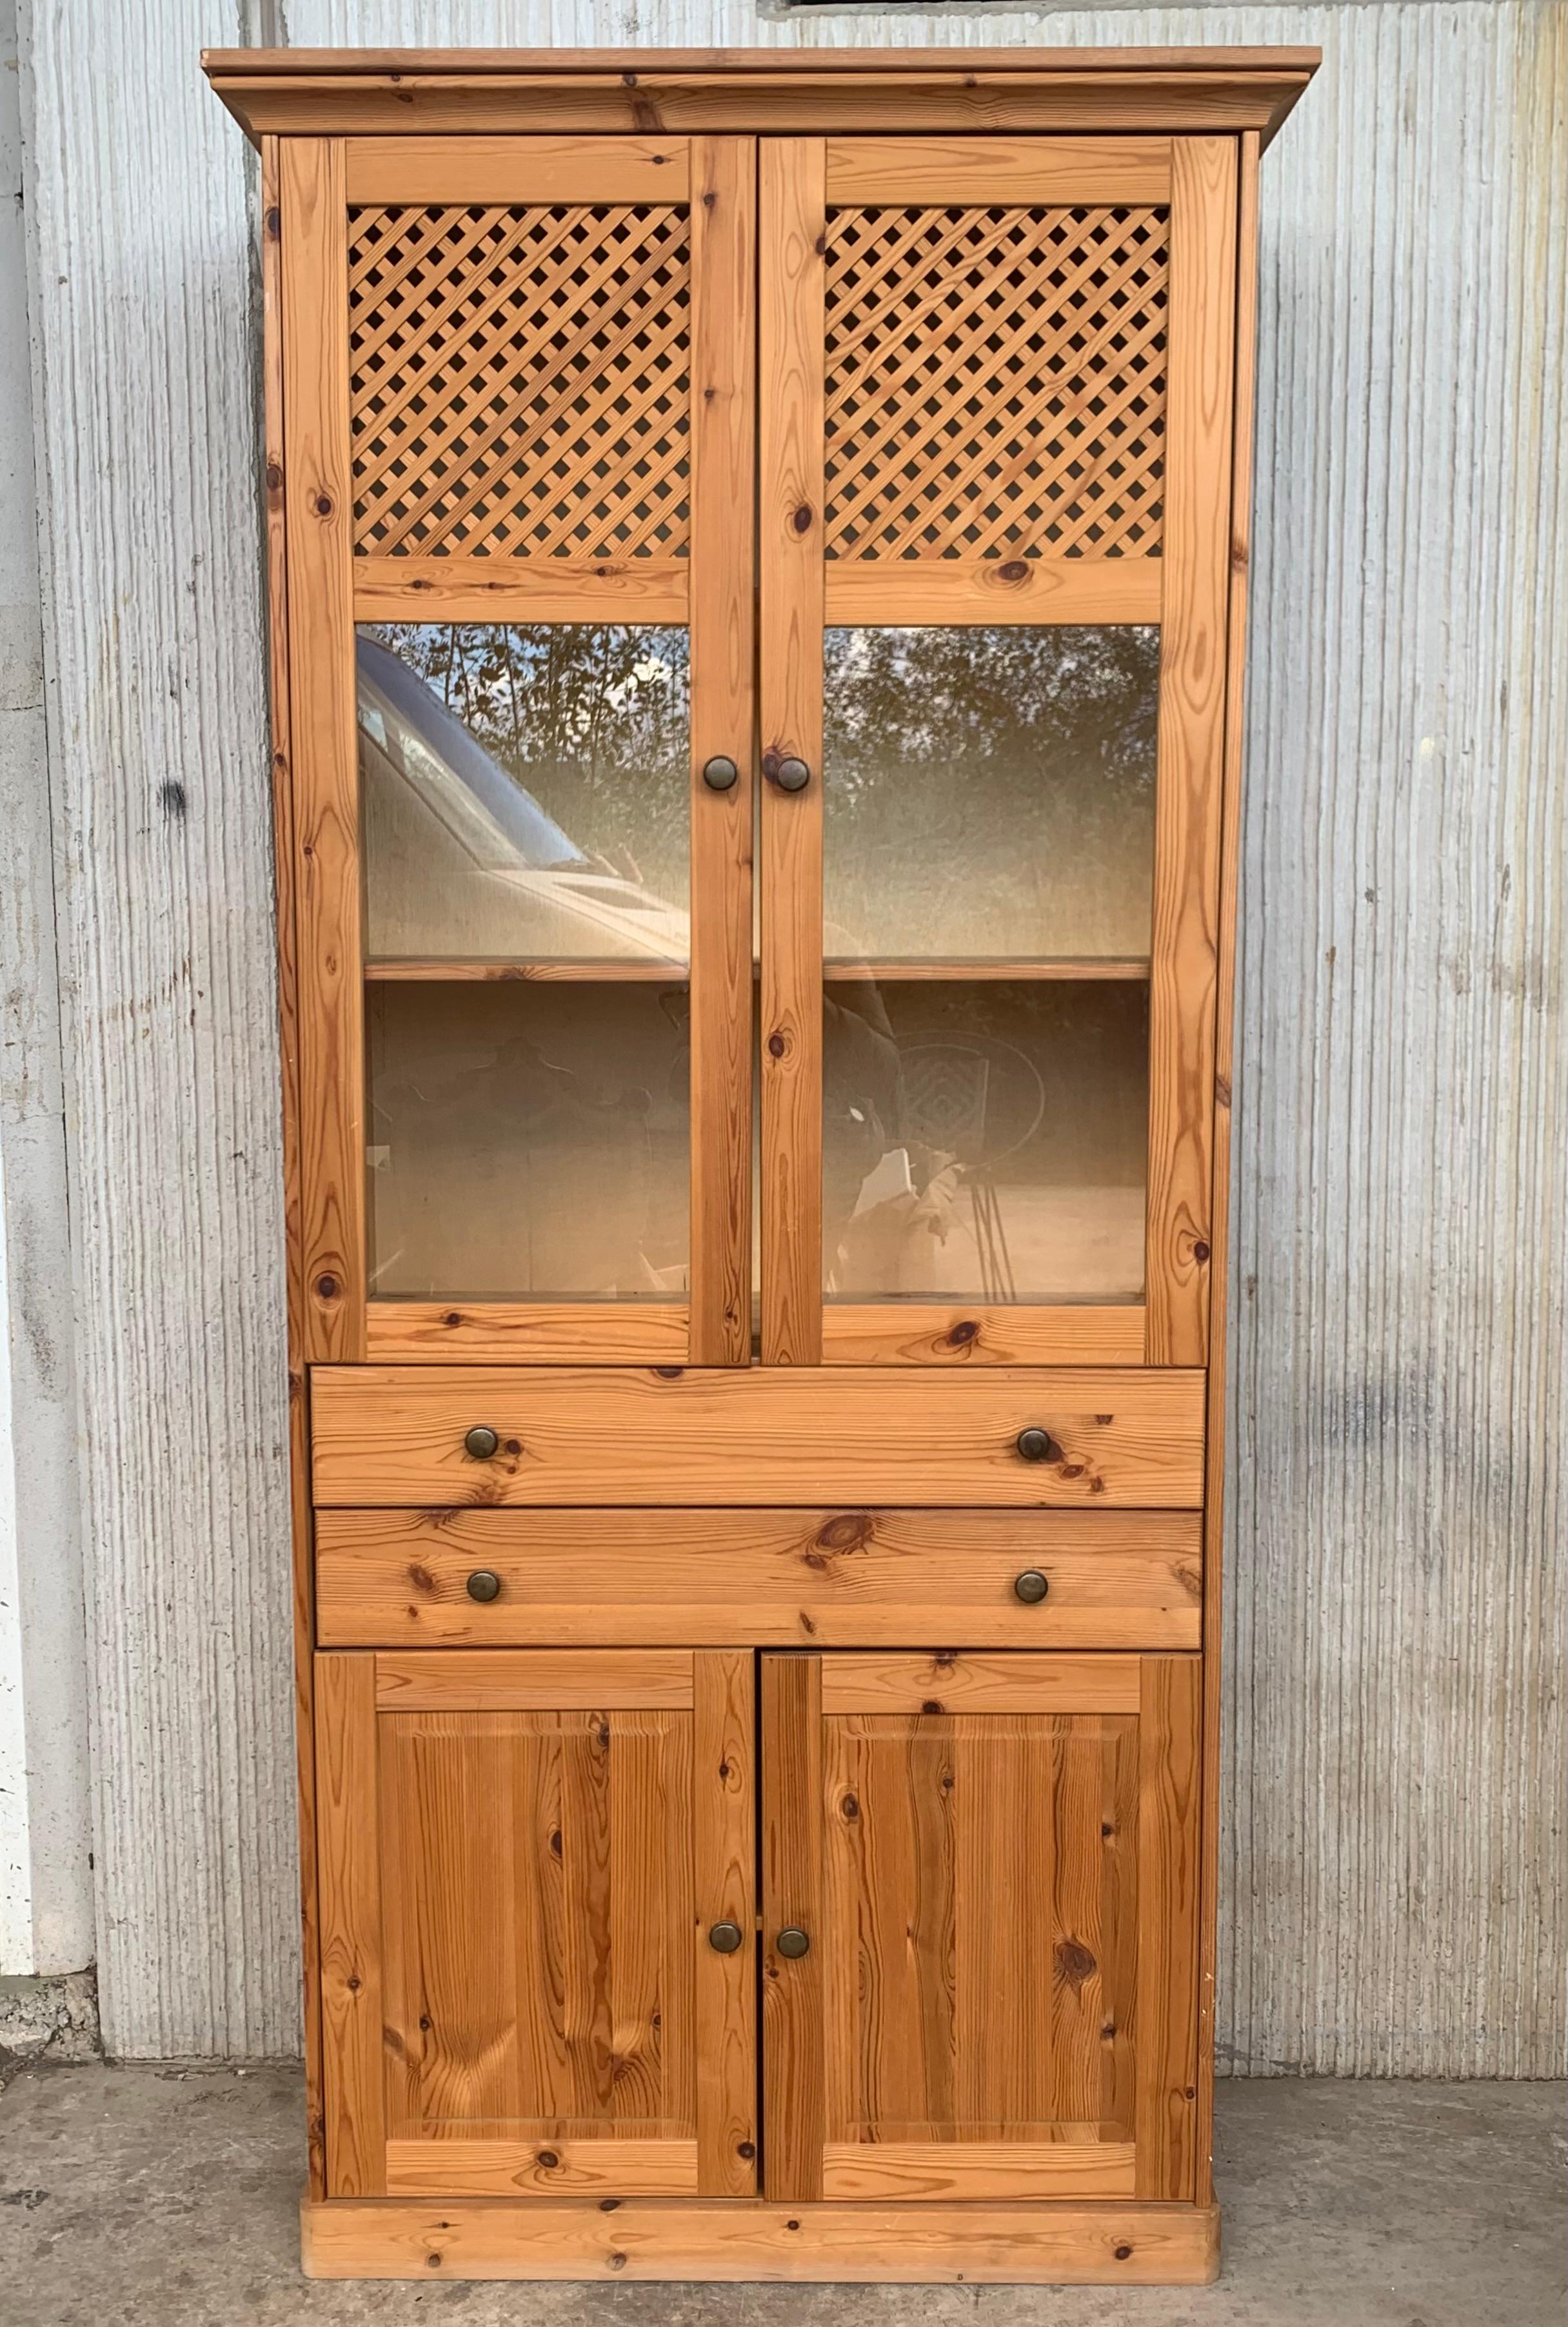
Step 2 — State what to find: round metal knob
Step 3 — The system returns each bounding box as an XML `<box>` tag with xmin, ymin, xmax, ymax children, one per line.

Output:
<box><xmin>464</xmin><ymin>1424</ymin><xmax>500</xmax><ymax>1460</ymax></box>
<box><xmin>708</xmin><ymin>1921</ymin><xmax>743</xmax><ymax>1955</ymax></box>
<box><xmin>773</xmin><ymin>756</ymin><xmax>810</xmax><ymax>793</ymax></box>
<box><xmin>1015</xmin><ymin>1426</ymin><xmax>1058</xmax><ymax>1464</ymax></box>
<box><xmin>702</xmin><ymin>754</ymin><xmax>739</xmax><ymax>793</ymax></box>
<box><xmin>1013</xmin><ymin>1569</ymin><xmax>1050</xmax><ymax>1605</ymax></box>
<box><xmin>775</xmin><ymin>1926</ymin><xmax>811</xmax><ymax>1959</ymax></box>
<box><xmin>465</xmin><ymin>1570</ymin><xmax>502</xmax><ymax>1604</ymax></box>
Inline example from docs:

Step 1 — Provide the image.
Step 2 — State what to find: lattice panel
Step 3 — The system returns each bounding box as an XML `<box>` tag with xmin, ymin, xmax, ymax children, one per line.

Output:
<box><xmin>825</xmin><ymin>206</ymin><xmax>1168</xmax><ymax>560</ymax></box>
<box><xmin>348</xmin><ymin>205</ymin><xmax>690</xmax><ymax>559</ymax></box>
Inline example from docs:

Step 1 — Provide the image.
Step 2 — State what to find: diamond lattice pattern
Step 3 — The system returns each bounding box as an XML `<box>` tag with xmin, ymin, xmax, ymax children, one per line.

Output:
<box><xmin>348</xmin><ymin>205</ymin><xmax>691</xmax><ymax>559</ymax></box>
<box><xmin>825</xmin><ymin>206</ymin><xmax>1169</xmax><ymax>560</ymax></box>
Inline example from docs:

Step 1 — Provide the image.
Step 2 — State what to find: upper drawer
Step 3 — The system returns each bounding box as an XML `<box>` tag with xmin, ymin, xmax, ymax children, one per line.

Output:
<box><xmin>310</xmin><ymin>1366</ymin><xmax>1206</xmax><ymax>1509</ymax></box>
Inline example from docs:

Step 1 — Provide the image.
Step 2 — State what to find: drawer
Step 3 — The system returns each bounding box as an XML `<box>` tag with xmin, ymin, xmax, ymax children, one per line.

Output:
<box><xmin>315</xmin><ymin>1509</ymin><xmax>1204</xmax><ymax>1649</ymax></box>
<box><xmin>310</xmin><ymin>1365</ymin><xmax>1206</xmax><ymax>1509</ymax></box>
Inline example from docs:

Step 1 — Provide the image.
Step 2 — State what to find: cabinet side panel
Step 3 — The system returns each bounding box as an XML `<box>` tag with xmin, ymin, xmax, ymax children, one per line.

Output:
<box><xmin>1146</xmin><ymin>135</ymin><xmax>1238</xmax><ymax>1365</ymax></box>
<box><xmin>1196</xmin><ymin>125</ymin><xmax>1259</xmax><ymax>2209</ymax></box>
<box><xmin>279</xmin><ymin>136</ymin><xmax>364</xmax><ymax>1358</ymax></box>
<box><xmin>689</xmin><ymin>137</ymin><xmax>757</xmax><ymax>1365</ymax></box>
<box><xmin>261</xmin><ymin>131</ymin><xmax>324</xmax><ymax>2200</ymax></box>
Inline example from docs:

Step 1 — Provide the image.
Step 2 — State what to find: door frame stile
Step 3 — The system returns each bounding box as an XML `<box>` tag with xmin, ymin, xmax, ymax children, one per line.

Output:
<box><xmin>759</xmin><ymin>139</ymin><xmax>827</xmax><ymax>1366</ymax></box>
<box><xmin>688</xmin><ymin>137</ymin><xmax>758</xmax><ymax>1364</ymax></box>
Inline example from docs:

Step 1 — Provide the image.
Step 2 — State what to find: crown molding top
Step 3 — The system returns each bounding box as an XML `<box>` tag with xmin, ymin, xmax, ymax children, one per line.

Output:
<box><xmin>202</xmin><ymin>45</ymin><xmax>1318</xmax><ymax>148</ymax></box>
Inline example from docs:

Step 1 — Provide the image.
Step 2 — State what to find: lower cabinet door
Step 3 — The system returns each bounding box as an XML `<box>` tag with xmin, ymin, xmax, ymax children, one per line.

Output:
<box><xmin>314</xmin><ymin>1648</ymin><xmax>755</xmax><ymax>2199</ymax></box>
<box><xmin>760</xmin><ymin>1650</ymin><xmax>1201</xmax><ymax>2204</ymax></box>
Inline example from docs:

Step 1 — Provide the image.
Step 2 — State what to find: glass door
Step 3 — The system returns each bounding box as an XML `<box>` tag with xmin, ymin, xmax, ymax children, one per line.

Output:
<box><xmin>281</xmin><ymin>134</ymin><xmax>755</xmax><ymax>1366</ymax></box>
<box><xmin>758</xmin><ymin>137</ymin><xmax>1238</xmax><ymax>1368</ymax></box>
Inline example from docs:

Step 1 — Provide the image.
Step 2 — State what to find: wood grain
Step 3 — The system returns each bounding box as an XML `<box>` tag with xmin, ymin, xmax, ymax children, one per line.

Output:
<box><xmin>825</xmin><ymin>135</ymin><xmax>1172</xmax><ymax>204</ymax></box>
<box><xmin>820</xmin><ymin>1651</ymin><xmax>1141</xmax><ymax>1714</ymax></box>
<box><xmin>761</xmin><ymin>1653</ymin><xmax>824</xmax><ymax>2200</ymax></box>
<box><xmin>1196</xmin><ymin>129</ymin><xmax>1260</xmax><ymax>2206</ymax></box>
<box><xmin>301</xmin><ymin>2193</ymin><xmax>1222</xmax><ymax>2284</ymax></box>
<box><xmin>384</xmin><ymin>2139</ymin><xmax>699</xmax><ymax>2195</ymax></box>
<box><xmin>820</xmin><ymin>1305</ymin><xmax>1146</xmax><ymax>1365</ymax></box>
<box><xmin>819</xmin><ymin>2143</ymin><xmax>1135</xmax><ymax>2199</ymax></box>
<box><xmin>375</xmin><ymin>1694</ymin><xmax>699</xmax><ymax>2190</ymax></box>
<box><xmin>693</xmin><ymin>1649</ymin><xmax>757</xmax><ymax>2193</ymax></box>
<box><xmin>281</xmin><ymin>138</ymin><xmax>362</xmax><ymax>1361</ymax></box>
<box><xmin>261</xmin><ymin>133</ymin><xmax>326</xmax><ymax>2199</ymax></box>
<box><xmin>364</xmin><ymin>1303</ymin><xmax>690</xmax><ymax>1364</ymax></box>
<box><xmin>313</xmin><ymin>1507</ymin><xmax>1204</xmax><ymax>1653</ymax></box>
<box><xmin>1135</xmin><ymin>1656</ymin><xmax>1203</xmax><ymax>2200</ymax></box>
<box><xmin>345</xmin><ymin>135</ymin><xmax>690</xmax><ymax>203</ymax></box>
<box><xmin>352</xmin><ymin>555</ymin><xmax>689</xmax><ymax>622</ymax></box>
<box><xmin>688</xmin><ymin>137</ymin><xmax>756</xmax><ymax>1365</ymax></box>
<box><xmin>308</xmin><ymin>1365</ymin><xmax>1207</xmax><ymax>1509</ymax></box>
<box><xmin>815</xmin><ymin>1680</ymin><xmax>1146</xmax><ymax>2197</ymax></box>
<box><xmin>373</xmin><ymin>1649</ymin><xmax>695</xmax><ymax>1710</ymax></box>
<box><xmin>1144</xmin><ymin>136</ymin><xmax>1238</xmax><ymax>1366</ymax></box>
<box><xmin>824</xmin><ymin>557</ymin><xmax>1162</xmax><ymax>626</ymax></box>
<box><xmin>759</xmin><ymin>139</ymin><xmax>826</xmax><ymax>1366</ymax></box>
<box><xmin>314</xmin><ymin>1653</ymin><xmax>384</xmax><ymax>2195</ymax></box>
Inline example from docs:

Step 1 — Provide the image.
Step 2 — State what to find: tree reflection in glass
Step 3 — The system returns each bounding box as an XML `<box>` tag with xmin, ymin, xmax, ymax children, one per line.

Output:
<box><xmin>359</xmin><ymin>622</ymin><xmax>690</xmax><ymax>963</ymax></box>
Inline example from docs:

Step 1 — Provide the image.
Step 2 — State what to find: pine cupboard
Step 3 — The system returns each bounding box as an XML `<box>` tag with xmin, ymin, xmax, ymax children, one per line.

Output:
<box><xmin>205</xmin><ymin>44</ymin><xmax>1315</xmax><ymax>2286</ymax></box>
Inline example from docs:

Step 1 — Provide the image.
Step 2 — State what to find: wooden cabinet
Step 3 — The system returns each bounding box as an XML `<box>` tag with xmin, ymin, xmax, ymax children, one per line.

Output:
<box><xmin>206</xmin><ymin>39</ymin><xmax>1316</xmax><ymax>2287</ymax></box>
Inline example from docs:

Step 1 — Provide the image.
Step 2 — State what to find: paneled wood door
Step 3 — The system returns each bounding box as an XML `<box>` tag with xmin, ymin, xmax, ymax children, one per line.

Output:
<box><xmin>314</xmin><ymin>1649</ymin><xmax>755</xmax><ymax>2199</ymax></box>
<box><xmin>760</xmin><ymin>1650</ymin><xmax>1201</xmax><ymax>2202</ymax></box>
<box><xmin>757</xmin><ymin>136</ymin><xmax>1238</xmax><ymax>1371</ymax></box>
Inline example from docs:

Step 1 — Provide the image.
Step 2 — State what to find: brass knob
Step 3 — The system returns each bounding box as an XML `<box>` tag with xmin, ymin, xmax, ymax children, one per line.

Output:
<box><xmin>708</xmin><ymin>1921</ymin><xmax>743</xmax><ymax>1954</ymax></box>
<box><xmin>1016</xmin><ymin>1425</ymin><xmax>1059</xmax><ymax>1463</ymax></box>
<box><xmin>774</xmin><ymin>756</ymin><xmax>810</xmax><ymax>793</ymax></box>
<box><xmin>702</xmin><ymin>754</ymin><xmax>739</xmax><ymax>792</ymax></box>
<box><xmin>775</xmin><ymin>1926</ymin><xmax>811</xmax><ymax>1959</ymax></box>
<box><xmin>466</xmin><ymin>1570</ymin><xmax>502</xmax><ymax>1604</ymax></box>
<box><xmin>1013</xmin><ymin>1569</ymin><xmax>1049</xmax><ymax>1605</ymax></box>
<box><xmin>464</xmin><ymin>1424</ymin><xmax>500</xmax><ymax>1460</ymax></box>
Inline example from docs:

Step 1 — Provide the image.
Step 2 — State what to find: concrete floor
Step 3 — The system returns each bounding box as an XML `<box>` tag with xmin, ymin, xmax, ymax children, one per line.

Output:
<box><xmin>0</xmin><ymin>2068</ymin><xmax>1561</xmax><ymax>2326</ymax></box>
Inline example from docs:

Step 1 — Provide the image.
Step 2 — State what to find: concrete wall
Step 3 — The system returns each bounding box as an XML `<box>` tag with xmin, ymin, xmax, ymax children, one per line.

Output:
<box><xmin>0</xmin><ymin>0</ymin><xmax>94</xmax><ymax>2003</ymax></box>
<box><xmin>8</xmin><ymin>0</ymin><xmax>1565</xmax><ymax>2072</ymax></box>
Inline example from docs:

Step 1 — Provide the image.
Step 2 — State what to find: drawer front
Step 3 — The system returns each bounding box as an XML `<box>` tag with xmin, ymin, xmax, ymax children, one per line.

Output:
<box><xmin>310</xmin><ymin>1366</ymin><xmax>1206</xmax><ymax>1509</ymax></box>
<box><xmin>315</xmin><ymin>1509</ymin><xmax>1203</xmax><ymax>1649</ymax></box>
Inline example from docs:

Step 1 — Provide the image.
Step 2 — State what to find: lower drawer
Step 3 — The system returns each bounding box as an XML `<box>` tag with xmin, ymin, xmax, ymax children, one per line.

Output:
<box><xmin>314</xmin><ymin>1508</ymin><xmax>1203</xmax><ymax>1649</ymax></box>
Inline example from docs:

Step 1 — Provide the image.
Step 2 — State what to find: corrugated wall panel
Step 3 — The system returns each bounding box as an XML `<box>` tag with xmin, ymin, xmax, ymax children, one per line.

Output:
<box><xmin>21</xmin><ymin>0</ymin><xmax>1565</xmax><ymax>2068</ymax></box>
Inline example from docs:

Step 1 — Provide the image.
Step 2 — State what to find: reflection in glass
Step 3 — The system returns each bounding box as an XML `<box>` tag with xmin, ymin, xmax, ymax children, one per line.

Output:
<box><xmin>822</xmin><ymin>981</ymin><xmax>1147</xmax><ymax>1303</ymax></box>
<box><xmin>368</xmin><ymin>982</ymin><xmax>689</xmax><ymax>1300</ymax></box>
<box><xmin>358</xmin><ymin>625</ymin><xmax>690</xmax><ymax>963</ymax></box>
<box><xmin>823</xmin><ymin>626</ymin><xmax>1159</xmax><ymax>962</ymax></box>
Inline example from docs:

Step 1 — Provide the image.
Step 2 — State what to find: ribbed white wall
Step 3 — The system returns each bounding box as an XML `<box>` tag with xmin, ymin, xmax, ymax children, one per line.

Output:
<box><xmin>18</xmin><ymin>0</ymin><xmax>1565</xmax><ymax>2068</ymax></box>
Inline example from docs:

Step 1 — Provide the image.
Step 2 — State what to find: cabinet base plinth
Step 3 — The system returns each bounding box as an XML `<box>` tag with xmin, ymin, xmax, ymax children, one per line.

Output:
<box><xmin>301</xmin><ymin>2193</ymin><xmax>1220</xmax><ymax>2284</ymax></box>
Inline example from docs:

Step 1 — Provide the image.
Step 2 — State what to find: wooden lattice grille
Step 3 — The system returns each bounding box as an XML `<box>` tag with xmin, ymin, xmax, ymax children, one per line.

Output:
<box><xmin>824</xmin><ymin>206</ymin><xmax>1169</xmax><ymax>560</ymax></box>
<box><xmin>348</xmin><ymin>205</ymin><xmax>691</xmax><ymax>559</ymax></box>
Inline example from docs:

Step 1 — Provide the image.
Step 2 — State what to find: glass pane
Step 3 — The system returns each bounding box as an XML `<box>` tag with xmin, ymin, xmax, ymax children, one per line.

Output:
<box><xmin>823</xmin><ymin>626</ymin><xmax>1159</xmax><ymax>964</ymax></box>
<box><xmin>358</xmin><ymin>624</ymin><xmax>690</xmax><ymax>964</ymax></box>
<box><xmin>822</xmin><ymin>980</ymin><xmax>1147</xmax><ymax>1303</ymax></box>
<box><xmin>368</xmin><ymin>982</ymin><xmax>689</xmax><ymax>1301</ymax></box>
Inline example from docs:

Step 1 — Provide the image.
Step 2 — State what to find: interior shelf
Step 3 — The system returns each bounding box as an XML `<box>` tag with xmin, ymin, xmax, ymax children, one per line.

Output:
<box><xmin>365</xmin><ymin>957</ymin><xmax>1151</xmax><ymax>984</ymax></box>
